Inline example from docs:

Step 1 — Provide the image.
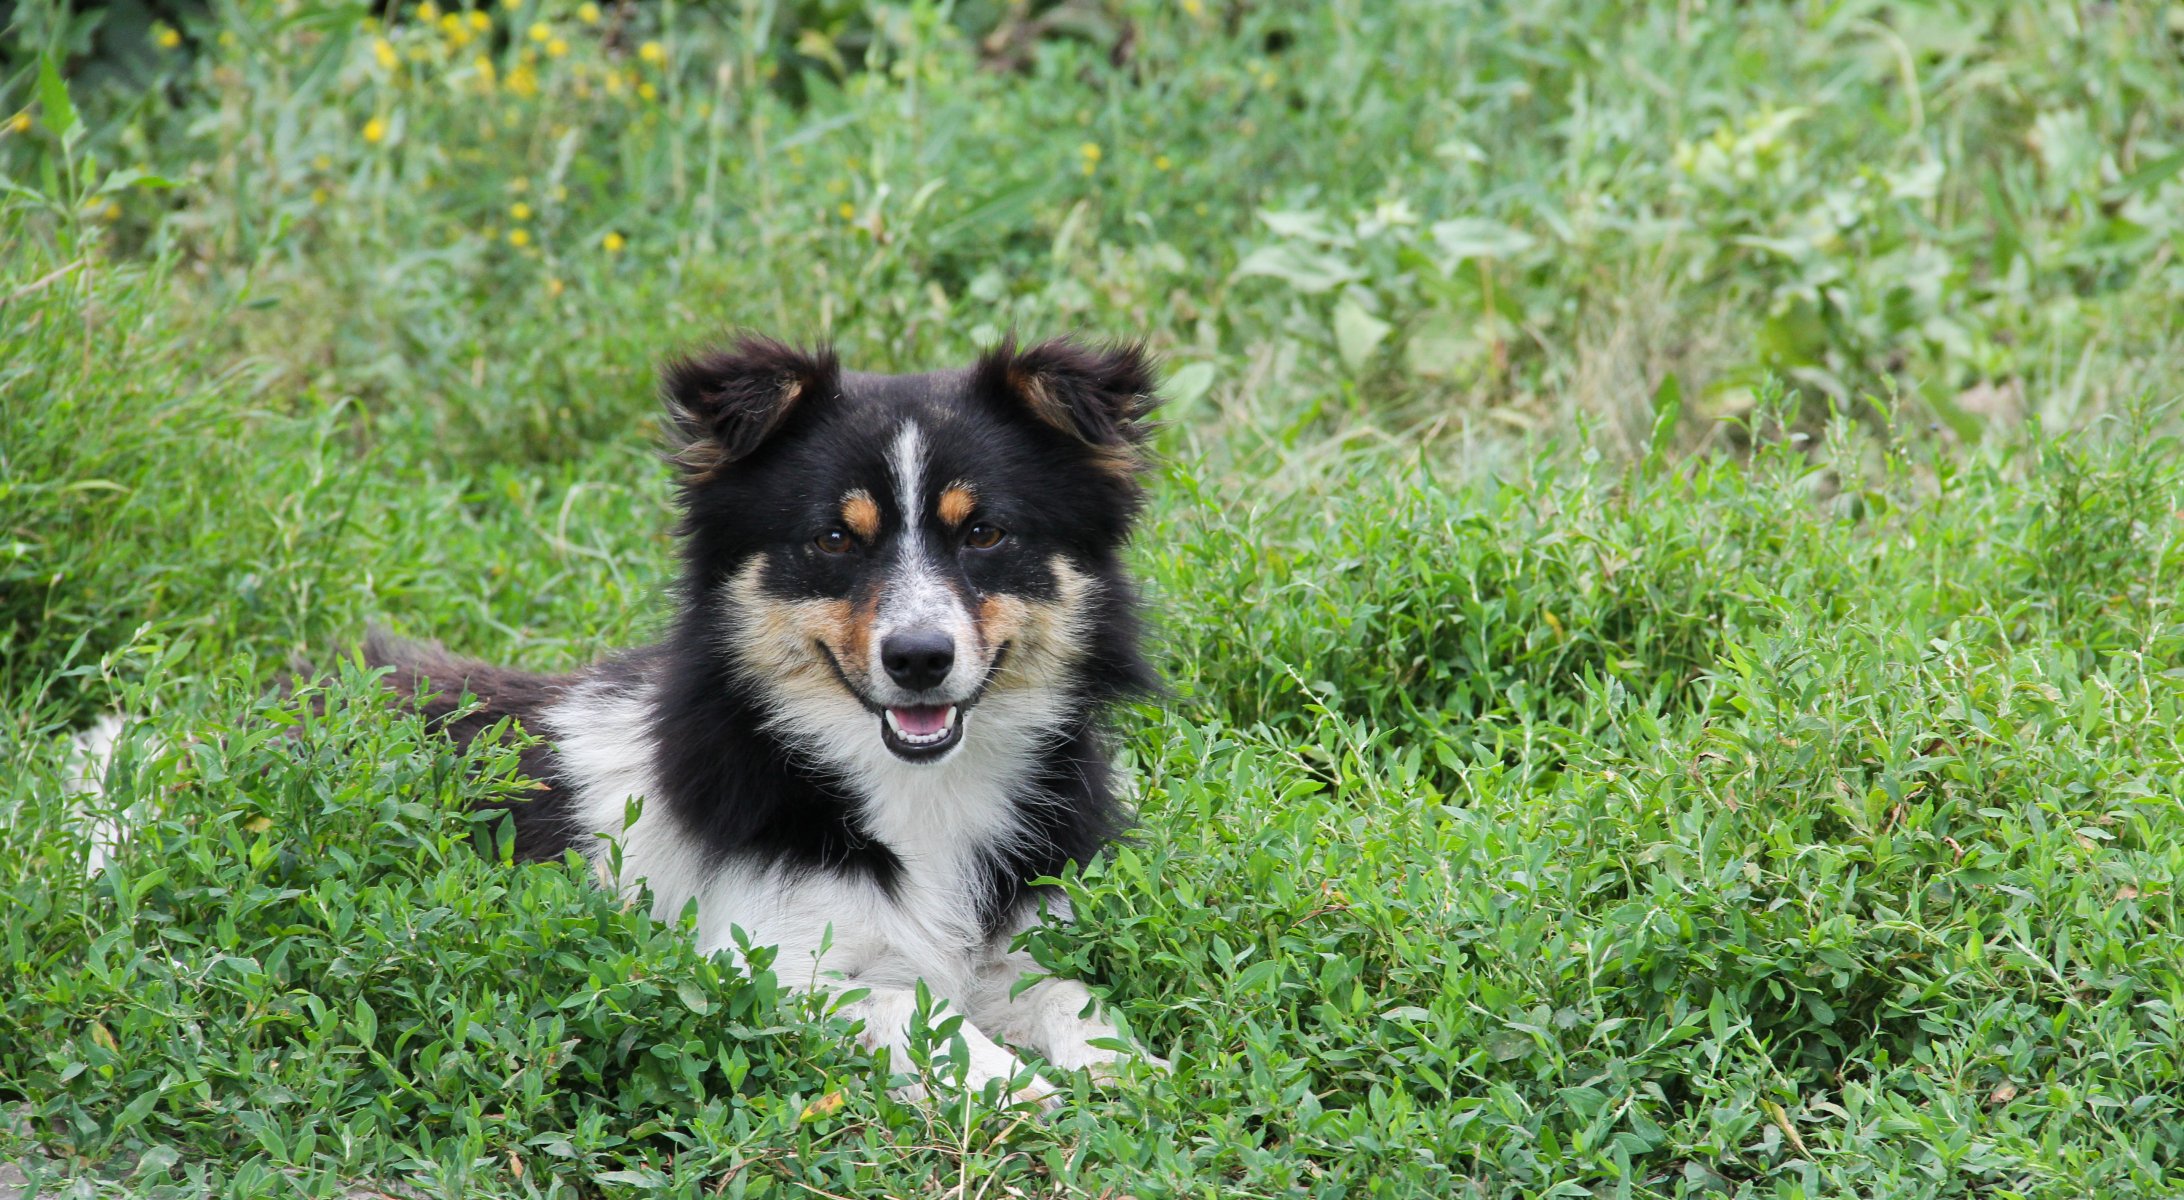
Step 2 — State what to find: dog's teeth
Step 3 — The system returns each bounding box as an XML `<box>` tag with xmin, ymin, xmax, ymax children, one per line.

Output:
<box><xmin>883</xmin><ymin>704</ymin><xmax>962</xmax><ymax>750</ymax></box>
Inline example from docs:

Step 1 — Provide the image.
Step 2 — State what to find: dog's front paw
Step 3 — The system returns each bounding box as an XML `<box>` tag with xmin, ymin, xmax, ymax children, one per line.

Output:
<box><xmin>888</xmin><ymin>1061</ymin><xmax>1059</xmax><ymax>1112</ymax></box>
<box><xmin>1041</xmin><ymin>1031</ymin><xmax>1171</xmax><ymax>1086</ymax></box>
<box><xmin>1002</xmin><ymin>1067</ymin><xmax>1062</xmax><ymax>1112</ymax></box>
<box><xmin>933</xmin><ymin>1031</ymin><xmax>1062</xmax><ymax>1113</ymax></box>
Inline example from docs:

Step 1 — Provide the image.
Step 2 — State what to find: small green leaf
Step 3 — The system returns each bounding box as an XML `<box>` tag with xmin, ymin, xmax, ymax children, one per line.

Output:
<box><xmin>676</xmin><ymin>980</ymin><xmax>711</xmax><ymax>1015</ymax></box>
<box><xmin>1234</xmin><ymin>959</ymin><xmax>1284</xmax><ymax>992</ymax></box>
<box><xmin>1163</xmin><ymin>361</ymin><xmax>1217</xmax><ymax>410</ymax></box>
<box><xmin>1233</xmin><ymin>244</ymin><xmax>1362</xmax><ymax>295</ymax></box>
<box><xmin>1486</xmin><ymin>1030</ymin><xmax>1530</xmax><ymax>1062</ymax></box>
<box><xmin>1333</xmin><ymin>297</ymin><xmax>1392</xmax><ymax>370</ymax></box>
<box><xmin>351</xmin><ymin>997</ymin><xmax>378</xmax><ymax>1044</ymax></box>
<box><xmin>1429</xmin><ymin>218</ymin><xmax>1535</xmax><ymax>264</ymax></box>
<box><xmin>1648</xmin><ymin>372</ymin><xmax>1683</xmax><ymax>461</ymax></box>
<box><xmin>108</xmin><ymin>1087</ymin><xmax>162</xmax><ymax>1138</ymax></box>
<box><xmin>97</xmin><ymin>168</ymin><xmax>178</xmax><ymax>195</ymax></box>
<box><xmin>37</xmin><ymin>53</ymin><xmax>78</xmax><ymax>144</ymax></box>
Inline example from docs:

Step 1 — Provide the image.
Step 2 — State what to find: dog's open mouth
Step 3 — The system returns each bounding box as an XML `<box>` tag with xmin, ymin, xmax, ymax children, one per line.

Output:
<box><xmin>881</xmin><ymin>703</ymin><xmax>962</xmax><ymax>760</ymax></box>
<box><xmin>817</xmin><ymin>640</ymin><xmax>1008</xmax><ymax>764</ymax></box>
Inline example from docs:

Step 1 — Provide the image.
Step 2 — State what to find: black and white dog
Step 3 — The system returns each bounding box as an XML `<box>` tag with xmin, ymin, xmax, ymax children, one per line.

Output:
<box><xmin>363</xmin><ymin>335</ymin><xmax>1168</xmax><ymax>1104</ymax></box>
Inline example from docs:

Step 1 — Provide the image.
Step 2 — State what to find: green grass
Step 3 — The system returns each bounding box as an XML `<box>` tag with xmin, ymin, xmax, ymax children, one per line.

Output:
<box><xmin>6</xmin><ymin>1</ymin><xmax>2184</xmax><ymax>1195</ymax></box>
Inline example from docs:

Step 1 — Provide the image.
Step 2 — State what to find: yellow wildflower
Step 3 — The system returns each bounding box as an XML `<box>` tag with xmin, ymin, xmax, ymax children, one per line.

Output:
<box><xmin>502</xmin><ymin>0</ymin><xmax>521</xmax><ymax>9</ymax></box>
<box><xmin>474</xmin><ymin>55</ymin><xmax>498</xmax><ymax>89</ymax></box>
<box><xmin>839</xmin><ymin>202</ymin><xmax>855</xmax><ymax>221</ymax></box>
<box><xmin>1079</xmin><ymin>142</ymin><xmax>1101</xmax><ymax>175</ymax></box>
<box><xmin>638</xmin><ymin>40</ymin><xmax>666</xmax><ymax>65</ymax></box>
<box><xmin>373</xmin><ymin>37</ymin><xmax>399</xmax><ymax>69</ymax></box>
<box><xmin>363</xmin><ymin>116</ymin><xmax>387</xmax><ymax>144</ymax></box>
<box><xmin>217</xmin><ymin>29</ymin><xmax>236</xmax><ymax>47</ymax></box>
<box><xmin>1154</xmin><ymin>154</ymin><xmax>1173</xmax><ymax>171</ymax></box>
<box><xmin>7</xmin><ymin>113</ymin><xmax>31</xmax><ymax>135</ymax></box>
<box><xmin>546</xmin><ymin>277</ymin><xmax>565</xmax><ymax>297</ymax></box>
<box><xmin>416</xmin><ymin>2</ymin><xmax>439</xmax><ymax>21</ymax></box>
<box><xmin>469</xmin><ymin>11</ymin><xmax>491</xmax><ymax>31</ymax></box>
<box><xmin>528</xmin><ymin>21</ymin><xmax>550</xmax><ymax>43</ymax></box>
<box><xmin>510</xmin><ymin>201</ymin><xmax>532</xmax><ymax>220</ymax></box>
<box><xmin>638</xmin><ymin>82</ymin><xmax>658</xmax><ymax>102</ymax></box>
<box><xmin>508</xmin><ymin>228</ymin><xmax>530</xmax><ymax>247</ymax></box>
<box><xmin>154</xmin><ymin>25</ymin><xmax>181</xmax><ymax>49</ymax></box>
<box><xmin>312</xmin><ymin>154</ymin><xmax>332</xmax><ymax>171</ymax></box>
<box><xmin>509</xmin><ymin>64</ymin><xmax>539</xmax><ymax>96</ymax></box>
<box><xmin>547</xmin><ymin>37</ymin><xmax>568</xmax><ymax>58</ymax></box>
<box><xmin>311</xmin><ymin>186</ymin><xmax>330</xmax><ymax>205</ymax></box>
<box><xmin>601</xmin><ymin>230</ymin><xmax>625</xmax><ymax>252</ymax></box>
<box><xmin>578</xmin><ymin>2</ymin><xmax>600</xmax><ymax>23</ymax></box>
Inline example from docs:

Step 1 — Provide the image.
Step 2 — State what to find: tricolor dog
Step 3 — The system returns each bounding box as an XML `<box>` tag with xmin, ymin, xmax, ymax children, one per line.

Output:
<box><xmin>365</xmin><ymin>335</ymin><xmax>1169</xmax><ymax>1105</ymax></box>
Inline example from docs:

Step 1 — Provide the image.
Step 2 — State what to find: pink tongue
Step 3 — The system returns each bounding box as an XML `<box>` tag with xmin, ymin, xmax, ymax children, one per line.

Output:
<box><xmin>890</xmin><ymin>705</ymin><xmax>951</xmax><ymax>736</ymax></box>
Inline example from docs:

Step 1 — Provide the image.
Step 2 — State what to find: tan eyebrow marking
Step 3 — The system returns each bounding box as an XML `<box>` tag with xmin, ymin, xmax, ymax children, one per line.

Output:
<box><xmin>840</xmin><ymin>489</ymin><xmax>880</xmax><ymax>540</ymax></box>
<box><xmin>937</xmin><ymin>481</ymin><xmax>977</xmax><ymax>528</ymax></box>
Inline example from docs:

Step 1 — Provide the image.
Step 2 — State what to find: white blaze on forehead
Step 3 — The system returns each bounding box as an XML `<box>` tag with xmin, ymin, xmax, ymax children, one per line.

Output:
<box><xmin>888</xmin><ymin>421</ymin><xmax>927</xmax><ymax>547</ymax></box>
<box><xmin>874</xmin><ymin>418</ymin><xmax>977</xmax><ymax>695</ymax></box>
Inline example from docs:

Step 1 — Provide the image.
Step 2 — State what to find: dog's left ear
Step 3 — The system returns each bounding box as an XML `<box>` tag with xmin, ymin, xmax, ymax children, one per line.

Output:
<box><xmin>973</xmin><ymin>336</ymin><xmax>1159</xmax><ymax>475</ymax></box>
<box><xmin>660</xmin><ymin>335</ymin><xmax>838</xmax><ymax>479</ymax></box>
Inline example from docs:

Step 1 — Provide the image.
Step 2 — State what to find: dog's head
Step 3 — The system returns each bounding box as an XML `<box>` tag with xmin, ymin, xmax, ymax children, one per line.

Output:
<box><xmin>661</xmin><ymin>334</ymin><xmax>1158</xmax><ymax>771</ymax></box>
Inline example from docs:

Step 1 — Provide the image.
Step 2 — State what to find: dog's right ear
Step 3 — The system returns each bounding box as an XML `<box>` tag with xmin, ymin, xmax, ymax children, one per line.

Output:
<box><xmin>660</xmin><ymin>336</ymin><xmax>838</xmax><ymax>478</ymax></box>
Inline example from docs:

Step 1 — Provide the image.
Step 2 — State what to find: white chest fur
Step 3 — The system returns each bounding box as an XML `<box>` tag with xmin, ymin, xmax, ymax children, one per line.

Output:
<box><xmin>543</xmin><ymin>677</ymin><xmax>1037</xmax><ymax>995</ymax></box>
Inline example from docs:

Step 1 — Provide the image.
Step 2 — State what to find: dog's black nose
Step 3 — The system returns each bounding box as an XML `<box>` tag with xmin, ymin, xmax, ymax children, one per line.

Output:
<box><xmin>881</xmin><ymin>631</ymin><xmax>955</xmax><ymax>692</ymax></box>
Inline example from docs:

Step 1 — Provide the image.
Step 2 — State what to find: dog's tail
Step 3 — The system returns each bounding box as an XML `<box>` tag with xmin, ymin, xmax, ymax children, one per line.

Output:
<box><xmin>358</xmin><ymin>625</ymin><xmax>577</xmax><ymax>763</ymax></box>
<box><xmin>359</xmin><ymin>627</ymin><xmax>582</xmax><ymax>863</ymax></box>
<box><xmin>361</xmin><ymin>624</ymin><xmax>459</xmax><ymax>708</ymax></box>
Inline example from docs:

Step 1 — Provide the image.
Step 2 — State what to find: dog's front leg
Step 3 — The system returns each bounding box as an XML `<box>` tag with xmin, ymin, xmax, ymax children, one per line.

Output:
<box><xmin>967</xmin><ymin>952</ymin><xmax>1170</xmax><ymax>1082</ymax></box>
<box><xmin>828</xmin><ymin>982</ymin><xmax>1059</xmax><ymax>1109</ymax></box>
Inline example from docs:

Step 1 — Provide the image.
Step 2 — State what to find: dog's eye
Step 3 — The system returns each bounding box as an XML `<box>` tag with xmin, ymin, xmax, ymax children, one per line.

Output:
<box><xmin>815</xmin><ymin>528</ymin><xmax>854</xmax><ymax>555</ymax></box>
<box><xmin>963</xmin><ymin>523</ymin><xmax>1006</xmax><ymax>551</ymax></box>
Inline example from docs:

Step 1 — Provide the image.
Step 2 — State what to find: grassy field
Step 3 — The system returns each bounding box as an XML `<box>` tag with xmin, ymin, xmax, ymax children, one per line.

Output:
<box><xmin>6</xmin><ymin>1</ymin><xmax>2184</xmax><ymax>1195</ymax></box>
